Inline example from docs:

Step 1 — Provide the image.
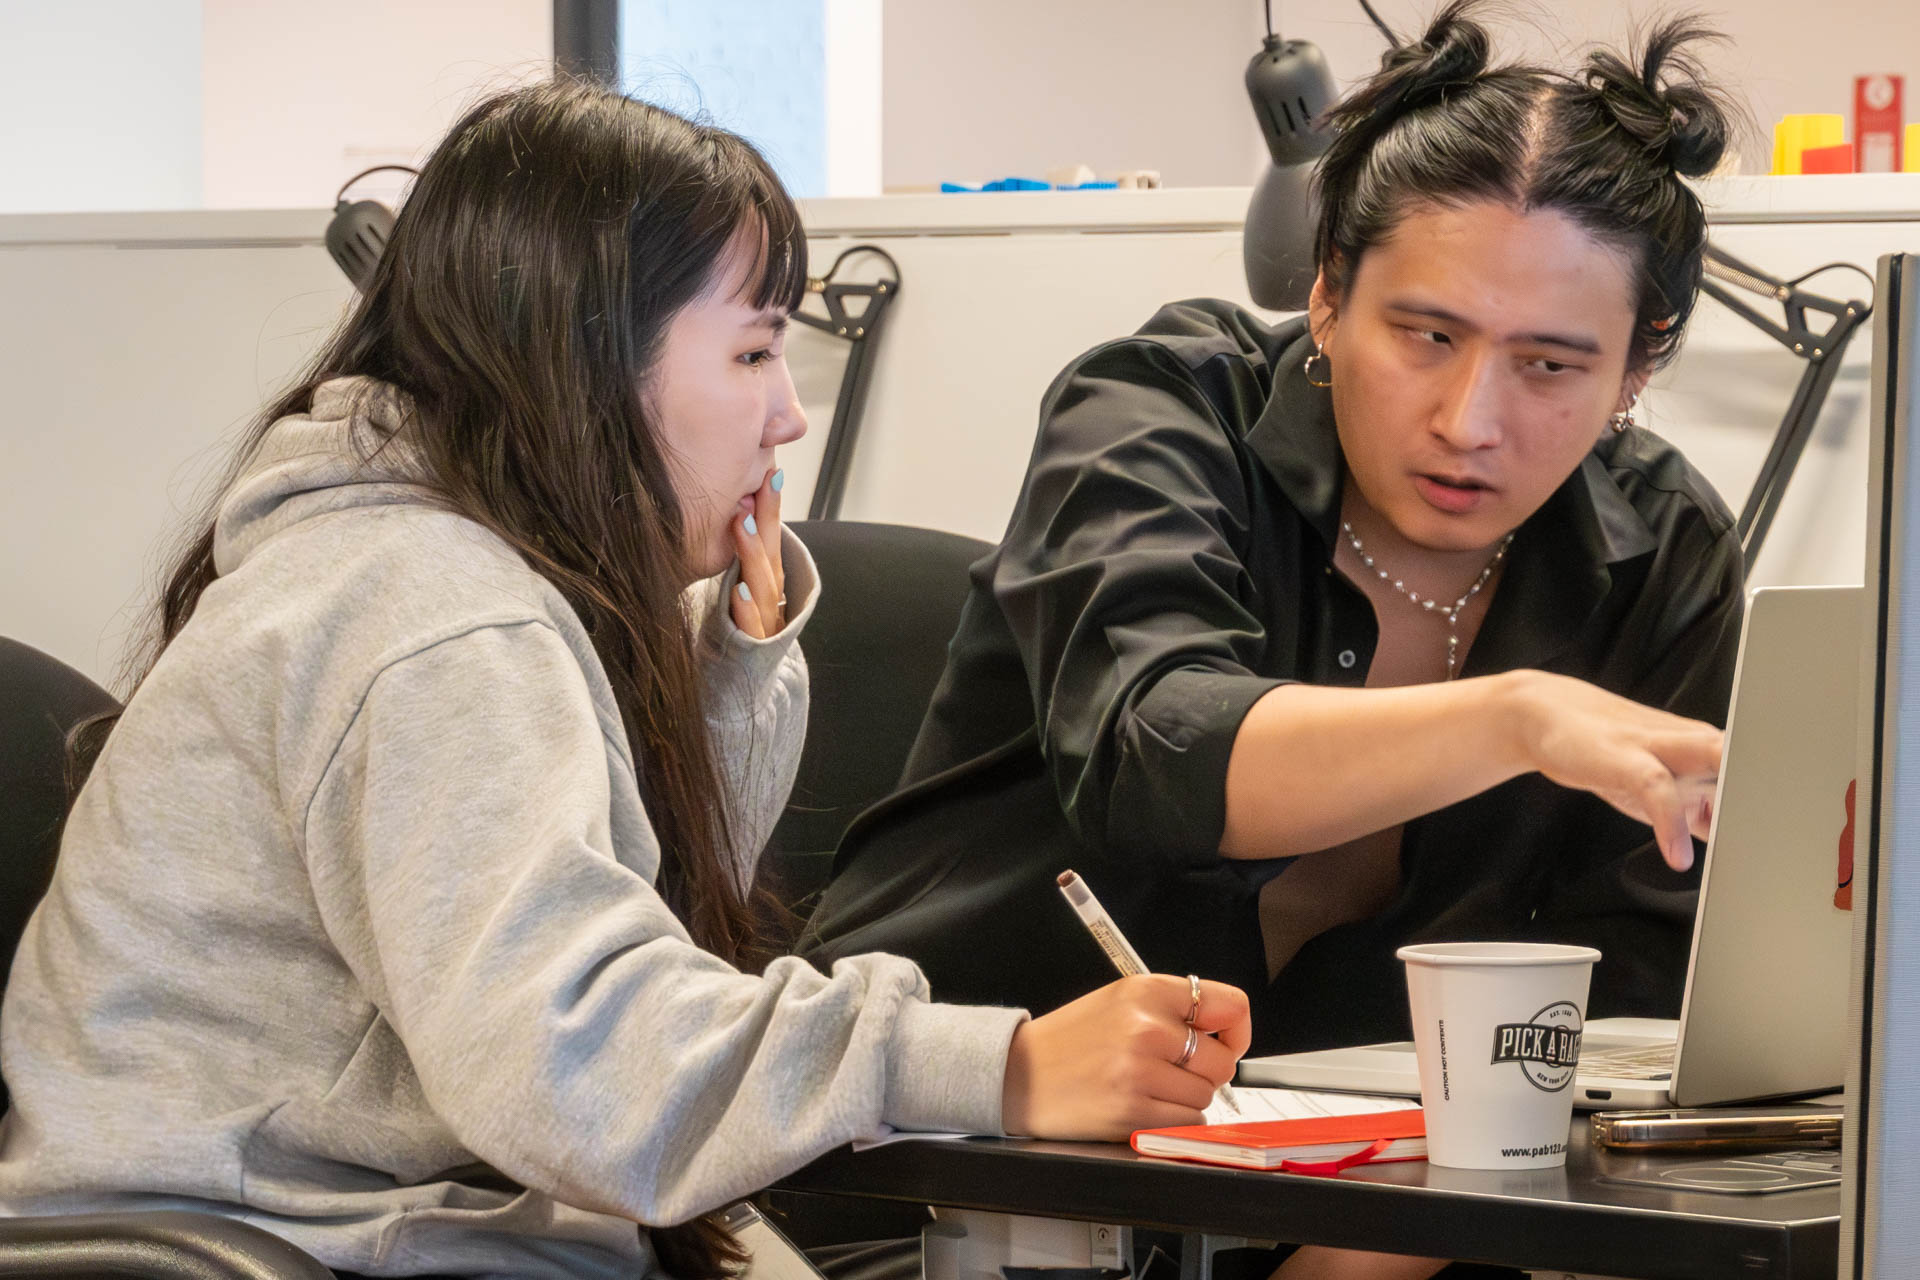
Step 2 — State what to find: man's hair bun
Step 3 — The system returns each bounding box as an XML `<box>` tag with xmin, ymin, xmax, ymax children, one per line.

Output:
<box><xmin>1583</xmin><ymin>19</ymin><xmax>1734</xmax><ymax>179</ymax></box>
<box><xmin>1325</xmin><ymin>1</ymin><xmax>1492</xmax><ymax>143</ymax></box>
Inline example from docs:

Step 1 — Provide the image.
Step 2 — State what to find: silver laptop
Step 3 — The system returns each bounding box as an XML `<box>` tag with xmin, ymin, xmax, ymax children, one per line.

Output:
<box><xmin>1240</xmin><ymin>584</ymin><xmax>1861</xmax><ymax>1110</ymax></box>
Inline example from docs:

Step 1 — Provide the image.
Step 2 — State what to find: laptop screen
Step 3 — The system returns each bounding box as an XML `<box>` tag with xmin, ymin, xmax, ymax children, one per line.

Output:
<box><xmin>1848</xmin><ymin>250</ymin><xmax>1920</xmax><ymax>1280</ymax></box>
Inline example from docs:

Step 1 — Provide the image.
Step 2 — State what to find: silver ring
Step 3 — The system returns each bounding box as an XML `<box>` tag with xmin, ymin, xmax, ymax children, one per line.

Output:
<box><xmin>1174</xmin><ymin>1025</ymin><xmax>1200</xmax><ymax>1068</ymax></box>
<box><xmin>777</xmin><ymin>595</ymin><xmax>788</xmax><ymax>609</ymax></box>
<box><xmin>1184</xmin><ymin>973</ymin><xmax>1202</xmax><ymax>1025</ymax></box>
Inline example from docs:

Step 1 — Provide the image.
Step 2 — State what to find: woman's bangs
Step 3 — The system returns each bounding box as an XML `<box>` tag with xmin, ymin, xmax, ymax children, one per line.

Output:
<box><xmin>732</xmin><ymin>176</ymin><xmax>810</xmax><ymax>316</ymax></box>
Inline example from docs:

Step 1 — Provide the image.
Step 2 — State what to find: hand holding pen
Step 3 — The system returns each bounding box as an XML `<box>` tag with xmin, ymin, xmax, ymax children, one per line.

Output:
<box><xmin>999</xmin><ymin>870</ymin><xmax>1252</xmax><ymax>1140</ymax></box>
<box><xmin>1056</xmin><ymin>869</ymin><xmax>1248</xmax><ymax>1116</ymax></box>
<box><xmin>1000</xmin><ymin>962</ymin><xmax>1253</xmax><ymax>1140</ymax></box>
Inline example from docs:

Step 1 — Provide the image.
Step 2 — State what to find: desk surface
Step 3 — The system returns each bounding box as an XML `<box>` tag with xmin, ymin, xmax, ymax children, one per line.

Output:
<box><xmin>781</xmin><ymin>1122</ymin><xmax>1838</xmax><ymax>1280</ymax></box>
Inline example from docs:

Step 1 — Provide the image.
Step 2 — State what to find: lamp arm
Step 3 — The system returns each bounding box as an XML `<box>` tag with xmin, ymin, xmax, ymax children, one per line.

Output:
<box><xmin>1705</xmin><ymin>244</ymin><xmax>1866</xmax><ymax>357</ymax></box>
<box><xmin>1700</xmin><ymin>243</ymin><xmax>1873</xmax><ymax>568</ymax></box>
<box><xmin>790</xmin><ymin>245</ymin><xmax>903</xmax><ymax>521</ymax></box>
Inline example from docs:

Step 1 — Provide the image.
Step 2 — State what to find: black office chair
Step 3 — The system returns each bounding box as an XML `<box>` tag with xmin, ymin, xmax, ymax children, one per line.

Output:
<box><xmin>0</xmin><ymin>638</ymin><xmax>119</xmax><ymax>1042</ymax></box>
<box><xmin>759</xmin><ymin>521</ymin><xmax>993</xmax><ymax>922</ymax></box>
<box><xmin>0</xmin><ymin>636</ymin><xmax>334</xmax><ymax>1280</ymax></box>
<box><xmin>751</xmin><ymin>522</ymin><xmax>993</xmax><ymax>1253</ymax></box>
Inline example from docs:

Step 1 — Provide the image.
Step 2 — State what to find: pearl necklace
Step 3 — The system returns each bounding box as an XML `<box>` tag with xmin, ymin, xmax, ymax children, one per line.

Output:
<box><xmin>1341</xmin><ymin>521</ymin><xmax>1514</xmax><ymax>680</ymax></box>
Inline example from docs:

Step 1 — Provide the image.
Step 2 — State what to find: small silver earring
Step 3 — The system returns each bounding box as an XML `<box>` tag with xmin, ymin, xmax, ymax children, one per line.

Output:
<box><xmin>1303</xmin><ymin>343</ymin><xmax>1333</xmax><ymax>388</ymax></box>
<box><xmin>1608</xmin><ymin>394</ymin><xmax>1641</xmax><ymax>434</ymax></box>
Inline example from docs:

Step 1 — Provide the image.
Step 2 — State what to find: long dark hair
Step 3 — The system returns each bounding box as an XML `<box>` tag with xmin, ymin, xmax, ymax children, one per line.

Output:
<box><xmin>1311</xmin><ymin>0</ymin><xmax>1737</xmax><ymax>372</ymax></box>
<box><xmin>99</xmin><ymin>79</ymin><xmax>807</xmax><ymax>1277</ymax></box>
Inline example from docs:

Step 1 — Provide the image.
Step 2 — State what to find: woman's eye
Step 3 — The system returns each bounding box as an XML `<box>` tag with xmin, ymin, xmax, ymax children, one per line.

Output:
<box><xmin>740</xmin><ymin>349</ymin><xmax>774</xmax><ymax>368</ymax></box>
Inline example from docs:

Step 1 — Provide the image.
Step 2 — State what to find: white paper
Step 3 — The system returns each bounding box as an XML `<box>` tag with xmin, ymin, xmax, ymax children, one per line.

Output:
<box><xmin>1203</xmin><ymin>1086</ymin><xmax>1414</xmax><ymax>1126</ymax></box>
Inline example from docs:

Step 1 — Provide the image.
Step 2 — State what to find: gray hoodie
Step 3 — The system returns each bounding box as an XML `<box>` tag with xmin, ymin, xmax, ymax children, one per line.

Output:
<box><xmin>0</xmin><ymin>377</ymin><xmax>1025</xmax><ymax>1278</ymax></box>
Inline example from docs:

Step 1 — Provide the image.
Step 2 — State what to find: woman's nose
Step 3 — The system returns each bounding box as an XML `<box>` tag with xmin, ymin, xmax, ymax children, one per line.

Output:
<box><xmin>765</xmin><ymin>362</ymin><xmax>808</xmax><ymax>446</ymax></box>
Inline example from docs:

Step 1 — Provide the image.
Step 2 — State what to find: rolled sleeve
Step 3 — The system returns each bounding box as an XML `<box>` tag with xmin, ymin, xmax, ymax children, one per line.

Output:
<box><xmin>1111</xmin><ymin>668</ymin><xmax>1289</xmax><ymax>866</ymax></box>
<box><xmin>993</xmin><ymin>342</ymin><xmax>1281</xmax><ymax>867</ymax></box>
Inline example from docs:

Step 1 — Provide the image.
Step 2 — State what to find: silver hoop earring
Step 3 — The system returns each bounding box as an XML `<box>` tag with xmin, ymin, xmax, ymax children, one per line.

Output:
<box><xmin>1303</xmin><ymin>343</ymin><xmax>1334</xmax><ymax>389</ymax></box>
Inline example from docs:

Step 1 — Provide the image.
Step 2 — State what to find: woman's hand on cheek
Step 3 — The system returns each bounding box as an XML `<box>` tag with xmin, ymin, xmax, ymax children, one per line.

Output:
<box><xmin>726</xmin><ymin>467</ymin><xmax>787</xmax><ymax>638</ymax></box>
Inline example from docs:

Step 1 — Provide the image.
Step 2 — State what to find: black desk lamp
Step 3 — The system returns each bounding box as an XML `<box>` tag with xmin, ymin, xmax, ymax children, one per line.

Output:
<box><xmin>1243</xmin><ymin>0</ymin><xmax>1397</xmax><ymax>310</ymax></box>
<box><xmin>324</xmin><ymin>165</ymin><xmax>418</xmax><ymax>292</ymax></box>
<box><xmin>1242</xmin><ymin>32</ymin><xmax>1337</xmax><ymax>312</ymax></box>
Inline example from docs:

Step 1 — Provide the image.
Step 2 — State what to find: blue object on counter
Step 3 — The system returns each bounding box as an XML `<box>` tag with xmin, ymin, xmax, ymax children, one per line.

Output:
<box><xmin>940</xmin><ymin>177</ymin><xmax>1119</xmax><ymax>192</ymax></box>
<box><xmin>939</xmin><ymin>177</ymin><xmax>1049</xmax><ymax>192</ymax></box>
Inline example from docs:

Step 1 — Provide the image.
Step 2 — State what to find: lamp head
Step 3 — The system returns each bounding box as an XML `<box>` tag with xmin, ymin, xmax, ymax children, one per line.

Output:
<box><xmin>324</xmin><ymin>166</ymin><xmax>417</xmax><ymax>292</ymax></box>
<box><xmin>1244</xmin><ymin>35</ymin><xmax>1338</xmax><ymax>311</ymax></box>
<box><xmin>326</xmin><ymin>199</ymin><xmax>396</xmax><ymax>293</ymax></box>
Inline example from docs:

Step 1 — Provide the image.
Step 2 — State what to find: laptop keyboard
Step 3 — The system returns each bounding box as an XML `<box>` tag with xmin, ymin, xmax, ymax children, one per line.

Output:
<box><xmin>1582</xmin><ymin>1043</ymin><xmax>1677</xmax><ymax>1081</ymax></box>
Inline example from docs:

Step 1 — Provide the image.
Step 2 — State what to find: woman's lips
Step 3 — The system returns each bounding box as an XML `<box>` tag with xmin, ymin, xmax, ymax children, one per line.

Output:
<box><xmin>1414</xmin><ymin>473</ymin><xmax>1492</xmax><ymax>514</ymax></box>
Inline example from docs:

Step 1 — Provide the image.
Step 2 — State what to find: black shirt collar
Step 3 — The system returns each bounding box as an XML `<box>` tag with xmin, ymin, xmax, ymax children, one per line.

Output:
<box><xmin>1243</xmin><ymin>321</ymin><xmax>1662</xmax><ymax>672</ymax></box>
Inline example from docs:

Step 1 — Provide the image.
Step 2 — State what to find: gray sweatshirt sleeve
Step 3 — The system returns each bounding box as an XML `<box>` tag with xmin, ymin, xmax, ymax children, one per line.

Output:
<box><xmin>301</xmin><ymin>618</ymin><xmax>1024</xmax><ymax>1227</ymax></box>
<box><xmin>688</xmin><ymin>525</ymin><xmax>819</xmax><ymax>884</ymax></box>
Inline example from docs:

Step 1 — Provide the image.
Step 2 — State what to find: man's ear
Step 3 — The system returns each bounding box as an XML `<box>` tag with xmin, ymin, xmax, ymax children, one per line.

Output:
<box><xmin>1307</xmin><ymin>267</ymin><xmax>1339</xmax><ymax>350</ymax></box>
<box><xmin>1616</xmin><ymin>366</ymin><xmax>1652</xmax><ymax>413</ymax></box>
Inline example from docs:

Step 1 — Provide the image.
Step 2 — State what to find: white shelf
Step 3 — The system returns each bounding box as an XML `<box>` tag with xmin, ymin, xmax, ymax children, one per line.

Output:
<box><xmin>3</xmin><ymin>175</ymin><xmax>1914</xmax><ymax>249</ymax></box>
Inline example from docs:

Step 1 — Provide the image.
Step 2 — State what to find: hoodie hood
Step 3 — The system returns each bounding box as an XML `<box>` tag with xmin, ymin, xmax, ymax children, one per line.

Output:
<box><xmin>212</xmin><ymin>377</ymin><xmax>435</xmax><ymax>576</ymax></box>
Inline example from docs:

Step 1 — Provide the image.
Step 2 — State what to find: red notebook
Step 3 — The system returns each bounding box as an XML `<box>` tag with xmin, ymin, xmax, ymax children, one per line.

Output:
<box><xmin>1131</xmin><ymin>1108</ymin><xmax>1427</xmax><ymax>1174</ymax></box>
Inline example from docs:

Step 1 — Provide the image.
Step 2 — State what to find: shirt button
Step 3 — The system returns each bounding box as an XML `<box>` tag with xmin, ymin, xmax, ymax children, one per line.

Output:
<box><xmin>1338</xmin><ymin>649</ymin><xmax>1357</xmax><ymax>669</ymax></box>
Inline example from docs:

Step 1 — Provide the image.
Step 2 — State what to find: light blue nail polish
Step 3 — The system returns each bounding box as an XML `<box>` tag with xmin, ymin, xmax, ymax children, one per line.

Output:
<box><xmin>737</xmin><ymin>582</ymin><xmax>752</xmax><ymax>602</ymax></box>
<box><xmin>771</xmin><ymin>469</ymin><xmax>785</xmax><ymax>493</ymax></box>
<box><xmin>743</xmin><ymin>513</ymin><xmax>758</xmax><ymax>536</ymax></box>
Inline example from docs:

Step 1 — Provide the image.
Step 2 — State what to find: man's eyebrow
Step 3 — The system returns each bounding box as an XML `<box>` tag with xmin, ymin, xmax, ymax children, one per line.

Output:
<box><xmin>1509</xmin><ymin>328</ymin><xmax>1602</xmax><ymax>355</ymax></box>
<box><xmin>1384</xmin><ymin>299</ymin><xmax>1603</xmax><ymax>355</ymax></box>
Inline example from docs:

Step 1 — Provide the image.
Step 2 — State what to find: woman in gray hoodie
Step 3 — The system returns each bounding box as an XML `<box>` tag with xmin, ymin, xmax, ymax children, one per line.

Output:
<box><xmin>0</xmin><ymin>82</ymin><xmax>1250</xmax><ymax>1279</ymax></box>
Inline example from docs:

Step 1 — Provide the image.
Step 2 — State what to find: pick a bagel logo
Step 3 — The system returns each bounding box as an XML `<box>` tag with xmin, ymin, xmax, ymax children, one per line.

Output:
<box><xmin>1489</xmin><ymin>1001</ymin><xmax>1584</xmax><ymax>1092</ymax></box>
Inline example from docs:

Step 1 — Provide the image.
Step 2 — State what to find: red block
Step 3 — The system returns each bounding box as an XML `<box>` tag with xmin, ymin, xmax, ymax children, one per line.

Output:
<box><xmin>1856</xmin><ymin>75</ymin><xmax>1905</xmax><ymax>173</ymax></box>
<box><xmin>1802</xmin><ymin>143</ymin><xmax>1855</xmax><ymax>174</ymax></box>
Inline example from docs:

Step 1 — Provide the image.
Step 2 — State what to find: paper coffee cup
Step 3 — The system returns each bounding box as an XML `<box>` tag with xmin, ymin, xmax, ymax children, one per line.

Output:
<box><xmin>1397</xmin><ymin>942</ymin><xmax>1601</xmax><ymax>1170</ymax></box>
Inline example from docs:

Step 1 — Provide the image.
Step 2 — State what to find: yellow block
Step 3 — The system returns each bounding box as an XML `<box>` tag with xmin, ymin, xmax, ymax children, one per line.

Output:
<box><xmin>1907</xmin><ymin>123</ymin><xmax>1920</xmax><ymax>173</ymax></box>
<box><xmin>1772</xmin><ymin>114</ymin><xmax>1846</xmax><ymax>175</ymax></box>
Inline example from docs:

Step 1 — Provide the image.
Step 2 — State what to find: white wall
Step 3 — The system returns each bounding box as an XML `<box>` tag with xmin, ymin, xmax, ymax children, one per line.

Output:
<box><xmin>0</xmin><ymin>1</ymin><xmax>202</xmax><ymax>213</ymax></box>
<box><xmin>825</xmin><ymin>0</ymin><xmax>884</xmax><ymax>196</ymax></box>
<box><xmin>0</xmin><ymin>213</ymin><xmax>353</xmax><ymax>684</ymax></box>
<box><xmin>880</xmin><ymin>0</ymin><xmax>1267</xmax><ymax>189</ymax></box>
<box><xmin>6</xmin><ymin>1</ymin><xmax>1914</xmax><ymax>217</ymax></box>
<box><xmin>199</xmin><ymin>0</ymin><xmax>550</xmax><ymax>210</ymax></box>
<box><xmin>879</xmin><ymin>0</ymin><xmax>1920</xmax><ymax>187</ymax></box>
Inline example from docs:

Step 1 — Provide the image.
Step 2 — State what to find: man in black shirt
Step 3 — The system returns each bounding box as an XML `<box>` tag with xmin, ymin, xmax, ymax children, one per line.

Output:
<box><xmin>801</xmin><ymin>298</ymin><xmax>1739</xmax><ymax>1053</ymax></box>
<box><xmin>802</xmin><ymin>8</ymin><xmax>1743</xmax><ymax>1066</ymax></box>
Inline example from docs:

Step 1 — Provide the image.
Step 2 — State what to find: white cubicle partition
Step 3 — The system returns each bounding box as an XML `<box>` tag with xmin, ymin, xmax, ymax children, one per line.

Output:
<box><xmin>0</xmin><ymin>211</ymin><xmax>353</xmax><ymax>686</ymax></box>
<box><xmin>4</xmin><ymin>179</ymin><xmax>1918</xmax><ymax>687</ymax></box>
